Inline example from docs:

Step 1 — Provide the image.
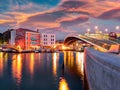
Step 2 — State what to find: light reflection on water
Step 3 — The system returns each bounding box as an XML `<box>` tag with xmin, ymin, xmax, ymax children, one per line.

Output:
<box><xmin>0</xmin><ymin>52</ymin><xmax>3</xmax><ymax>76</ymax></box>
<box><xmin>29</xmin><ymin>53</ymin><xmax>34</xmax><ymax>76</ymax></box>
<box><xmin>52</xmin><ymin>53</ymin><xmax>59</xmax><ymax>77</ymax></box>
<box><xmin>76</xmin><ymin>52</ymin><xmax>84</xmax><ymax>77</ymax></box>
<box><xmin>0</xmin><ymin>51</ymin><xmax>85</xmax><ymax>90</ymax></box>
<box><xmin>12</xmin><ymin>54</ymin><xmax>22</xmax><ymax>88</ymax></box>
<box><xmin>59</xmin><ymin>77</ymin><xmax>70</xmax><ymax>90</ymax></box>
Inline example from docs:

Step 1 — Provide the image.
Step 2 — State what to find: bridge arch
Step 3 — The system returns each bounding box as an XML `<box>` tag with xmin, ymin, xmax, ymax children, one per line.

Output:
<box><xmin>64</xmin><ymin>35</ymin><xmax>108</xmax><ymax>52</ymax></box>
<box><xmin>64</xmin><ymin>35</ymin><xmax>90</xmax><ymax>46</ymax></box>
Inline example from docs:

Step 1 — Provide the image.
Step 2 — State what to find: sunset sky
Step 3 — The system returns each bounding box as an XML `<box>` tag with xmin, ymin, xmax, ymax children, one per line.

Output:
<box><xmin>0</xmin><ymin>0</ymin><xmax>120</xmax><ymax>39</ymax></box>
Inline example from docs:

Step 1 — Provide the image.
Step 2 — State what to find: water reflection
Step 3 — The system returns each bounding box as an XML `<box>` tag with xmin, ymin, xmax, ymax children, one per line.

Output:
<box><xmin>52</xmin><ymin>53</ymin><xmax>59</xmax><ymax>76</ymax></box>
<box><xmin>29</xmin><ymin>53</ymin><xmax>34</xmax><ymax>76</ymax></box>
<box><xmin>76</xmin><ymin>52</ymin><xmax>84</xmax><ymax>77</ymax></box>
<box><xmin>59</xmin><ymin>78</ymin><xmax>70</xmax><ymax>90</ymax></box>
<box><xmin>64</xmin><ymin>51</ymin><xmax>84</xmax><ymax>78</ymax></box>
<box><xmin>0</xmin><ymin>52</ymin><xmax>3</xmax><ymax>76</ymax></box>
<box><xmin>12</xmin><ymin>54</ymin><xmax>22</xmax><ymax>87</ymax></box>
<box><xmin>0</xmin><ymin>52</ymin><xmax>85</xmax><ymax>90</ymax></box>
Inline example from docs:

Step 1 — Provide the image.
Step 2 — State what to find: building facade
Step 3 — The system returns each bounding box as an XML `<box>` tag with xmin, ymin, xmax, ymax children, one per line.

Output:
<box><xmin>14</xmin><ymin>28</ymin><xmax>40</xmax><ymax>50</ymax></box>
<box><xmin>41</xmin><ymin>33</ymin><xmax>55</xmax><ymax>47</ymax></box>
<box><xmin>9</xmin><ymin>30</ymin><xmax>16</xmax><ymax>45</ymax></box>
<box><xmin>25</xmin><ymin>31</ymin><xmax>40</xmax><ymax>50</ymax></box>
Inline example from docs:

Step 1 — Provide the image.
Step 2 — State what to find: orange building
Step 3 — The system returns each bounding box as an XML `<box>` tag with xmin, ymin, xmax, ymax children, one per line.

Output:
<box><xmin>15</xmin><ymin>28</ymin><xmax>40</xmax><ymax>50</ymax></box>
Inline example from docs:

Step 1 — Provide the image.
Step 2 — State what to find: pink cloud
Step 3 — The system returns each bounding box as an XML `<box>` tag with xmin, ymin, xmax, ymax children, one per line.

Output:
<box><xmin>98</xmin><ymin>7</ymin><xmax>120</xmax><ymax>19</ymax></box>
<box><xmin>60</xmin><ymin>15</ymin><xmax>89</xmax><ymax>27</ymax></box>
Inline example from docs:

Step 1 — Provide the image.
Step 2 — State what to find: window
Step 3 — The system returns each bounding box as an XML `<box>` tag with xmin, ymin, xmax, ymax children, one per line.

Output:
<box><xmin>44</xmin><ymin>42</ymin><xmax>47</xmax><ymax>45</ymax></box>
<box><xmin>31</xmin><ymin>42</ymin><xmax>36</xmax><ymax>45</ymax></box>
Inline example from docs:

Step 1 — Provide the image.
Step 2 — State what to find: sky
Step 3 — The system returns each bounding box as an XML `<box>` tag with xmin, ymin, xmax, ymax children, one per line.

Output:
<box><xmin>0</xmin><ymin>0</ymin><xmax>120</xmax><ymax>39</ymax></box>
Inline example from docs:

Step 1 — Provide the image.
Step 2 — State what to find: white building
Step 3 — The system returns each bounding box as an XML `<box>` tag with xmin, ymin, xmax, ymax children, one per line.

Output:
<box><xmin>9</xmin><ymin>30</ymin><xmax>16</xmax><ymax>45</ymax></box>
<box><xmin>41</xmin><ymin>33</ymin><xmax>56</xmax><ymax>47</ymax></box>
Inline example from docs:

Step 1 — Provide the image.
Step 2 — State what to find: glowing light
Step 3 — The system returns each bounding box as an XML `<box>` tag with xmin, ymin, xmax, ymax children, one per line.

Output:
<box><xmin>53</xmin><ymin>45</ymin><xmax>56</xmax><ymax>48</ymax></box>
<box><xmin>99</xmin><ymin>31</ymin><xmax>102</xmax><ymax>34</ymax></box>
<box><xmin>94</xmin><ymin>26</ymin><xmax>98</xmax><ymax>29</ymax></box>
<box><xmin>59</xmin><ymin>78</ymin><xmax>70</xmax><ymax>90</ymax></box>
<box><xmin>30</xmin><ymin>53</ymin><xmax>34</xmax><ymax>75</ymax></box>
<box><xmin>17</xmin><ymin>45</ymin><xmax>22</xmax><ymax>52</ymax></box>
<box><xmin>62</xmin><ymin>45</ymin><xmax>66</xmax><ymax>50</ymax></box>
<box><xmin>0</xmin><ymin>52</ymin><xmax>3</xmax><ymax>76</ymax></box>
<box><xmin>87</xmin><ymin>28</ymin><xmax>90</xmax><ymax>33</ymax></box>
<box><xmin>87</xmin><ymin>28</ymin><xmax>90</xmax><ymax>32</ymax></box>
<box><xmin>12</xmin><ymin>54</ymin><xmax>22</xmax><ymax>86</ymax></box>
<box><xmin>116</xmin><ymin>26</ymin><xmax>120</xmax><ymax>30</ymax></box>
<box><xmin>76</xmin><ymin>52</ymin><xmax>84</xmax><ymax>77</ymax></box>
<box><xmin>76</xmin><ymin>43</ymin><xmax>78</xmax><ymax>46</ymax></box>
<box><xmin>52</xmin><ymin>53</ymin><xmax>59</xmax><ymax>76</ymax></box>
<box><xmin>105</xmin><ymin>28</ymin><xmax>108</xmax><ymax>33</ymax></box>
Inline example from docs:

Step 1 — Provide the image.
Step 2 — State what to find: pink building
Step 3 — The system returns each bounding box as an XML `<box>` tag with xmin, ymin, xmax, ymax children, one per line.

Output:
<box><xmin>15</xmin><ymin>28</ymin><xmax>40</xmax><ymax>50</ymax></box>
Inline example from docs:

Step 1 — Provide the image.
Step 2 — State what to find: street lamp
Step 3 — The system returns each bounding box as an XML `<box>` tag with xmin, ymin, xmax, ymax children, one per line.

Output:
<box><xmin>87</xmin><ymin>28</ymin><xmax>90</xmax><ymax>34</ymax></box>
<box><xmin>116</xmin><ymin>26</ymin><xmax>119</xmax><ymax>34</ymax></box>
<box><xmin>94</xmin><ymin>26</ymin><xmax>98</xmax><ymax>30</ymax></box>
<box><xmin>94</xmin><ymin>26</ymin><xmax>99</xmax><ymax>34</ymax></box>
<box><xmin>105</xmin><ymin>28</ymin><xmax>108</xmax><ymax>40</ymax></box>
<box><xmin>116</xmin><ymin>26</ymin><xmax>119</xmax><ymax>30</ymax></box>
<box><xmin>105</xmin><ymin>28</ymin><xmax>108</xmax><ymax>34</ymax></box>
<box><xmin>99</xmin><ymin>31</ymin><xmax>102</xmax><ymax>34</ymax></box>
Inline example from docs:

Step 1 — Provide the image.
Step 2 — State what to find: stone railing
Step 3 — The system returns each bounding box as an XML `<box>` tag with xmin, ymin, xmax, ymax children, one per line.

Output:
<box><xmin>84</xmin><ymin>48</ymin><xmax>120</xmax><ymax>90</ymax></box>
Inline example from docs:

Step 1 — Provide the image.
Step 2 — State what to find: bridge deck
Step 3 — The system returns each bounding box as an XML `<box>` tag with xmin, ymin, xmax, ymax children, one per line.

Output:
<box><xmin>64</xmin><ymin>34</ymin><xmax>120</xmax><ymax>52</ymax></box>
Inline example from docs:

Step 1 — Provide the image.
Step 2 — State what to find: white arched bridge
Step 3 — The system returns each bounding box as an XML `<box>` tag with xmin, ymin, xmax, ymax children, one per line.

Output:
<box><xmin>64</xmin><ymin>34</ymin><xmax>120</xmax><ymax>52</ymax></box>
<box><xmin>2</xmin><ymin>44</ymin><xmax>20</xmax><ymax>51</ymax></box>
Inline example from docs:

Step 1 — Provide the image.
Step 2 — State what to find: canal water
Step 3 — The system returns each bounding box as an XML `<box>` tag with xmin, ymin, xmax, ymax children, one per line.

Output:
<box><xmin>0</xmin><ymin>51</ymin><xmax>86</xmax><ymax>90</ymax></box>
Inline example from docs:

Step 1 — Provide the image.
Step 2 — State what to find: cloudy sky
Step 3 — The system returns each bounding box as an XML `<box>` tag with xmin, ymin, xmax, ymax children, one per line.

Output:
<box><xmin>0</xmin><ymin>0</ymin><xmax>120</xmax><ymax>39</ymax></box>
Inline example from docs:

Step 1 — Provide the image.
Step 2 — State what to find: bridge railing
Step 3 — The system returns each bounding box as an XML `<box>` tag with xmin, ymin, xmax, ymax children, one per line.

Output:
<box><xmin>85</xmin><ymin>48</ymin><xmax>120</xmax><ymax>90</ymax></box>
<box><xmin>2</xmin><ymin>44</ymin><xmax>19</xmax><ymax>50</ymax></box>
<box><xmin>79</xmin><ymin>35</ymin><xmax>111</xmax><ymax>50</ymax></box>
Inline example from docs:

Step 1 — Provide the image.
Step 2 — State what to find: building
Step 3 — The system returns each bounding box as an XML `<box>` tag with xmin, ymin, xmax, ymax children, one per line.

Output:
<box><xmin>10</xmin><ymin>30</ymin><xmax>16</xmax><ymax>45</ymax></box>
<box><xmin>3</xmin><ymin>28</ymin><xmax>41</xmax><ymax>50</ymax></box>
<box><xmin>25</xmin><ymin>31</ymin><xmax>40</xmax><ymax>50</ymax></box>
<box><xmin>15</xmin><ymin>28</ymin><xmax>40</xmax><ymax>50</ymax></box>
<box><xmin>41</xmin><ymin>33</ymin><xmax>56</xmax><ymax>48</ymax></box>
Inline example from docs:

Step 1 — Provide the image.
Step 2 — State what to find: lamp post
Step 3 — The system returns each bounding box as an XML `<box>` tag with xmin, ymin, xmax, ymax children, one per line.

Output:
<box><xmin>87</xmin><ymin>28</ymin><xmax>91</xmax><ymax>34</ymax></box>
<box><xmin>105</xmin><ymin>28</ymin><xmax>108</xmax><ymax>34</ymax></box>
<box><xmin>105</xmin><ymin>28</ymin><xmax>108</xmax><ymax>40</ymax></box>
<box><xmin>95</xmin><ymin>26</ymin><xmax>98</xmax><ymax>30</ymax></box>
<box><xmin>94</xmin><ymin>26</ymin><xmax>99</xmax><ymax>34</ymax></box>
<box><xmin>116</xmin><ymin>26</ymin><xmax>119</xmax><ymax>34</ymax></box>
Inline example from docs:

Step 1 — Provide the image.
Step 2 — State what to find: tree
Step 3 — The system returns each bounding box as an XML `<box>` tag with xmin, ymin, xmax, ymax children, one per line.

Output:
<box><xmin>0</xmin><ymin>33</ymin><xmax>3</xmax><ymax>44</ymax></box>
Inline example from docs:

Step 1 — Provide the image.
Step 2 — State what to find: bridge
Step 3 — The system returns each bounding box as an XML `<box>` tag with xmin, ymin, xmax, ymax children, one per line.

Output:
<box><xmin>2</xmin><ymin>44</ymin><xmax>20</xmax><ymax>51</ymax></box>
<box><xmin>64</xmin><ymin>34</ymin><xmax>120</xmax><ymax>52</ymax></box>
